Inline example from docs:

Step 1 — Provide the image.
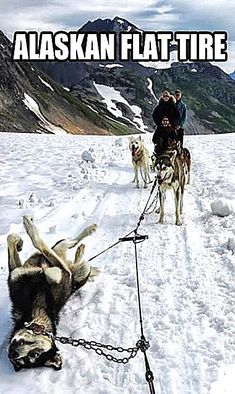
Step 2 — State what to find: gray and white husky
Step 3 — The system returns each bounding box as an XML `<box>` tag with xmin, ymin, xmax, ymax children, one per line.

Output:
<box><xmin>153</xmin><ymin>146</ymin><xmax>191</xmax><ymax>225</ymax></box>
<box><xmin>7</xmin><ymin>216</ymin><xmax>97</xmax><ymax>371</ymax></box>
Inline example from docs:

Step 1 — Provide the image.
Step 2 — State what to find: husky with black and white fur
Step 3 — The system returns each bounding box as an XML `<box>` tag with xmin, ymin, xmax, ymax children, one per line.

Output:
<box><xmin>7</xmin><ymin>216</ymin><xmax>97</xmax><ymax>371</ymax></box>
<box><xmin>153</xmin><ymin>144</ymin><xmax>191</xmax><ymax>225</ymax></box>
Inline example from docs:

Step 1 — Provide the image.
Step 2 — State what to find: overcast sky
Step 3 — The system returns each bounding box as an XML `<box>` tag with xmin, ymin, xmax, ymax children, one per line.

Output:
<box><xmin>1</xmin><ymin>0</ymin><xmax>234</xmax><ymax>72</ymax></box>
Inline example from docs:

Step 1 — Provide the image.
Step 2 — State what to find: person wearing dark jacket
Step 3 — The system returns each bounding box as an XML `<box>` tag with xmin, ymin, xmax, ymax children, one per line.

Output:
<box><xmin>153</xmin><ymin>117</ymin><xmax>178</xmax><ymax>155</ymax></box>
<box><xmin>152</xmin><ymin>90</ymin><xmax>180</xmax><ymax>152</ymax></box>
<box><xmin>152</xmin><ymin>90</ymin><xmax>180</xmax><ymax>129</ymax></box>
<box><xmin>175</xmin><ymin>89</ymin><xmax>187</xmax><ymax>145</ymax></box>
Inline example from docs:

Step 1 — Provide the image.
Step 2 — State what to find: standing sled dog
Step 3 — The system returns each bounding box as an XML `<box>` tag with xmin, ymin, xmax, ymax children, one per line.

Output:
<box><xmin>129</xmin><ymin>136</ymin><xmax>151</xmax><ymax>188</ymax></box>
<box><xmin>7</xmin><ymin>216</ymin><xmax>97</xmax><ymax>371</ymax></box>
<box><xmin>153</xmin><ymin>145</ymin><xmax>191</xmax><ymax>225</ymax></box>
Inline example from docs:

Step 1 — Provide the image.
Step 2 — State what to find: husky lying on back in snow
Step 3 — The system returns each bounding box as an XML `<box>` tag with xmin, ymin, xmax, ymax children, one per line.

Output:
<box><xmin>129</xmin><ymin>136</ymin><xmax>151</xmax><ymax>188</ymax></box>
<box><xmin>152</xmin><ymin>144</ymin><xmax>191</xmax><ymax>225</ymax></box>
<box><xmin>7</xmin><ymin>216</ymin><xmax>97</xmax><ymax>371</ymax></box>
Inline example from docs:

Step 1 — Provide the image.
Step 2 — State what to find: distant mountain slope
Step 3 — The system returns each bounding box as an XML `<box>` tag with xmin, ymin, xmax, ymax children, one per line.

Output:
<box><xmin>0</xmin><ymin>30</ymin><xmax>133</xmax><ymax>134</ymax></box>
<box><xmin>151</xmin><ymin>62</ymin><xmax>235</xmax><ymax>134</ymax></box>
<box><xmin>36</xmin><ymin>17</ymin><xmax>235</xmax><ymax>135</ymax></box>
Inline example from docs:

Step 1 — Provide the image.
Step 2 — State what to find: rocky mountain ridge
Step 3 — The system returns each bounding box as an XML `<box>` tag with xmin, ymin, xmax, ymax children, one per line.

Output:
<box><xmin>1</xmin><ymin>16</ymin><xmax>235</xmax><ymax>135</ymax></box>
<box><xmin>37</xmin><ymin>17</ymin><xmax>235</xmax><ymax>135</ymax></box>
<box><xmin>0</xmin><ymin>29</ymin><xmax>133</xmax><ymax>134</ymax></box>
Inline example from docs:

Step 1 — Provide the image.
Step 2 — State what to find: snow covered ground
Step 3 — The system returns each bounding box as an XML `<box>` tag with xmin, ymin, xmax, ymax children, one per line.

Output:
<box><xmin>0</xmin><ymin>132</ymin><xmax>235</xmax><ymax>394</ymax></box>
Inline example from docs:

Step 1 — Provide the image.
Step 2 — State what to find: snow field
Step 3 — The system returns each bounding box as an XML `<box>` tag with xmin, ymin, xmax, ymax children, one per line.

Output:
<box><xmin>0</xmin><ymin>132</ymin><xmax>234</xmax><ymax>394</ymax></box>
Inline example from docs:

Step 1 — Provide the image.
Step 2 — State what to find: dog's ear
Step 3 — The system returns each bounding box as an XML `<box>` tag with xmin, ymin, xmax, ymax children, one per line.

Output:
<box><xmin>44</xmin><ymin>352</ymin><xmax>62</xmax><ymax>370</ymax></box>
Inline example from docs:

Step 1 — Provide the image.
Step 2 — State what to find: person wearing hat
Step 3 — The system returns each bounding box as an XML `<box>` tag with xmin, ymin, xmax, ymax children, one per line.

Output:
<box><xmin>175</xmin><ymin>89</ymin><xmax>187</xmax><ymax>145</ymax></box>
<box><xmin>152</xmin><ymin>90</ymin><xmax>180</xmax><ymax>153</ymax></box>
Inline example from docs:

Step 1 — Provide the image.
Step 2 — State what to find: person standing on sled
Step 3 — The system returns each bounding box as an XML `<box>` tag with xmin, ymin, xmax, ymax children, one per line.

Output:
<box><xmin>152</xmin><ymin>90</ymin><xmax>180</xmax><ymax>155</ymax></box>
<box><xmin>175</xmin><ymin>89</ymin><xmax>187</xmax><ymax>146</ymax></box>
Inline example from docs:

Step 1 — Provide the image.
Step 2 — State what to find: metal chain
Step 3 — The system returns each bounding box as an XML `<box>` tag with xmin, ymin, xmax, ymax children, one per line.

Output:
<box><xmin>52</xmin><ymin>334</ymin><xmax>140</xmax><ymax>364</ymax></box>
<box><xmin>37</xmin><ymin>182</ymin><xmax>158</xmax><ymax>392</ymax></box>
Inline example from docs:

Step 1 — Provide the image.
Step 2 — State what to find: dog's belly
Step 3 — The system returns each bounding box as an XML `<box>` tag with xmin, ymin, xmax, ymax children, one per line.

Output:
<box><xmin>24</xmin><ymin>253</ymin><xmax>51</xmax><ymax>269</ymax></box>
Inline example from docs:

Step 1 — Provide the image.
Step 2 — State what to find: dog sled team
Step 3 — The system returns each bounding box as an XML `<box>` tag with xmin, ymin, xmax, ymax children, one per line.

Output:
<box><xmin>129</xmin><ymin>89</ymin><xmax>191</xmax><ymax>226</ymax></box>
<box><xmin>6</xmin><ymin>87</ymin><xmax>191</xmax><ymax>372</ymax></box>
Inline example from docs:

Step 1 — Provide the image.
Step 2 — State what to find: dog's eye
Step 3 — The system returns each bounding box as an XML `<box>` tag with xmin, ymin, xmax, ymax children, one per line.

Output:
<box><xmin>29</xmin><ymin>350</ymin><xmax>40</xmax><ymax>359</ymax></box>
<box><xmin>18</xmin><ymin>339</ymin><xmax>25</xmax><ymax>346</ymax></box>
<box><xmin>161</xmin><ymin>165</ymin><xmax>166</xmax><ymax>170</ymax></box>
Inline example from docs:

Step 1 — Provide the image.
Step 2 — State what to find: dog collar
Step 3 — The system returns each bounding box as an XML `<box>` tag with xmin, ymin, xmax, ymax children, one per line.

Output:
<box><xmin>132</xmin><ymin>151</ymin><xmax>143</xmax><ymax>162</ymax></box>
<box><xmin>24</xmin><ymin>321</ymin><xmax>49</xmax><ymax>335</ymax></box>
<box><xmin>158</xmin><ymin>171</ymin><xmax>173</xmax><ymax>185</ymax></box>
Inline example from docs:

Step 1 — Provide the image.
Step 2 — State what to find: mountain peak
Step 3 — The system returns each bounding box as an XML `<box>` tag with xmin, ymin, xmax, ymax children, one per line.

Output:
<box><xmin>80</xmin><ymin>16</ymin><xmax>140</xmax><ymax>33</ymax></box>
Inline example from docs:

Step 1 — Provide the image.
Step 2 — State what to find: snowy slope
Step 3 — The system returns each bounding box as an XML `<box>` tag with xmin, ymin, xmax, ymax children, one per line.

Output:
<box><xmin>139</xmin><ymin>49</ymin><xmax>178</xmax><ymax>70</ymax></box>
<box><xmin>23</xmin><ymin>93</ymin><xmax>67</xmax><ymax>135</ymax></box>
<box><xmin>93</xmin><ymin>83</ymin><xmax>148</xmax><ymax>132</ymax></box>
<box><xmin>0</xmin><ymin>133</ymin><xmax>235</xmax><ymax>394</ymax></box>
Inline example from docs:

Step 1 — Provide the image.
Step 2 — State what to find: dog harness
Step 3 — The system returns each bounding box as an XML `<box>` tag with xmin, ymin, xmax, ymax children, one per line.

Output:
<box><xmin>132</xmin><ymin>149</ymin><xmax>144</xmax><ymax>164</ymax></box>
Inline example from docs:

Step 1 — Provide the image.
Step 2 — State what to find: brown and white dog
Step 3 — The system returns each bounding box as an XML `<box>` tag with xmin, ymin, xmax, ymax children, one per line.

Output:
<box><xmin>129</xmin><ymin>136</ymin><xmax>151</xmax><ymax>188</ymax></box>
<box><xmin>7</xmin><ymin>216</ymin><xmax>97</xmax><ymax>371</ymax></box>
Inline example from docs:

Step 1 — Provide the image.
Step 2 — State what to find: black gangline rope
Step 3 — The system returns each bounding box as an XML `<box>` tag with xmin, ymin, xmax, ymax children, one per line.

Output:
<box><xmin>88</xmin><ymin>176</ymin><xmax>158</xmax><ymax>263</ymax></box>
<box><xmin>88</xmin><ymin>228</ymin><xmax>134</xmax><ymax>262</ymax></box>
<box><xmin>132</xmin><ymin>179</ymin><xmax>158</xmax><ymax>394</ymax></box>
<box><xmin>88</xmin><ymin>177</ymin><xmax>158</xmax><ymax>393</ymax></box>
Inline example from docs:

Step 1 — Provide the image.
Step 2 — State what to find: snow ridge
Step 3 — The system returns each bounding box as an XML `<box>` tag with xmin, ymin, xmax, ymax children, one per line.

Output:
<box><xmin>94</xmin><ymin>82</ymin><xmax>148</xmax><ymax>132</ymax></box>
<box><xmin>23</xmin><ymin>93</ymin><xmax>66</xmax><ymax>134</ymax></box>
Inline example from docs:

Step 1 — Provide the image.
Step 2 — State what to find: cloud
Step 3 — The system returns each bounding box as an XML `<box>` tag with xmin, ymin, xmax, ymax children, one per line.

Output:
<box><xmin>0</xmin><ymin>0</ymin><xmax>234</xmax><ymax>72</ymax></box>
<box><xmin>0</xmin><ymin>0</ymin><xmax>155</xmax><ymax>35</ymax></box>
<box><xmin>1</xmin><ymin>0</ymin><xmax>234</xmax><ymax>37</ymax></box>
<box><xmin>130</xmin><ymin>1</ymin><xmax>235</xmax><ymax>38</ymax></box>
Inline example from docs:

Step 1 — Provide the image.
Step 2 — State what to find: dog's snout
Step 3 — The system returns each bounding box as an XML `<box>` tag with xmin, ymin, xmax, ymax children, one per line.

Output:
<box><xmin>8</xmin><ymin>337</ymin><xmax>25</xmax><ymax>359</ymax></box>
<box><xmin>8</xmin><ymin>347</ymin><xmax>19</xmax><ymax>360</ymax></box>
